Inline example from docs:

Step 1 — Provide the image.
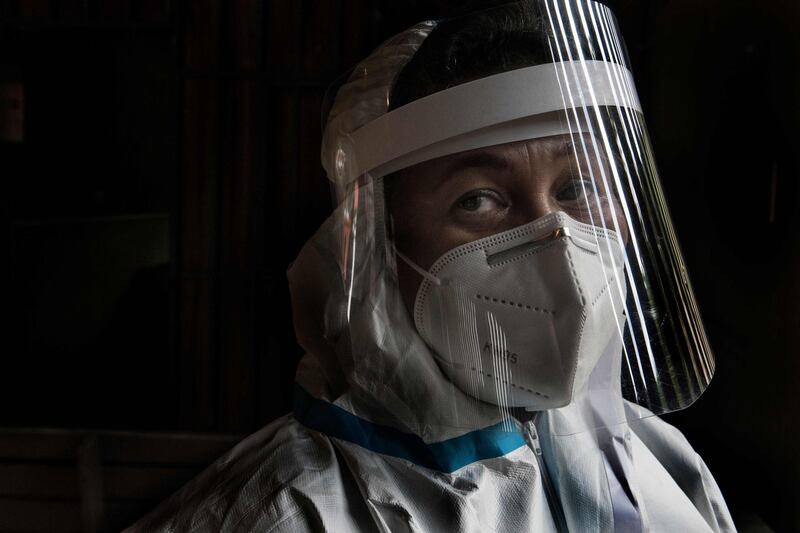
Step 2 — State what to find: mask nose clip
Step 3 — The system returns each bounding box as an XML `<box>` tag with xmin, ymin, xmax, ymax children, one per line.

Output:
<box><xmin>544</xmin><ymin>226</ymin><xmax>570</xmax><ymax>242</ymax></box>
<box><xmin>485</xmin><ymin>225</ymin><xmax>572</xmax><ymax>267</ymax></box>
<box><xmin>554</xmin><ymin>225</ymin><xmax>601</xmax><ymax>255</ymax></box>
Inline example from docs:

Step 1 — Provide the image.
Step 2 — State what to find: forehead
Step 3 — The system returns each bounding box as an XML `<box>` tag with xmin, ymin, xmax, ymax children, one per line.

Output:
<box><xmin>442</xmin><ymin>135</ymin><xmax>579</xmax><ymax>173</ymax></box>
<box><xmin>389</xmin><ymin>134</ymin><xmax>595</xmax><ymax>194</ymax></box>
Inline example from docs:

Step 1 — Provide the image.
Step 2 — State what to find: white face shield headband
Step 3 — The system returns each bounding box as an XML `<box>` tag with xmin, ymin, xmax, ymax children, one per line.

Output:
<box><xmin>324</xmin><ymin>0</ymin><xmax>715</xmax><ymax>436</ymax></box>
<box><xmin>331</xmin><ymin>60</ymin><xmax>639</xmax><ymax>186</ymax></box>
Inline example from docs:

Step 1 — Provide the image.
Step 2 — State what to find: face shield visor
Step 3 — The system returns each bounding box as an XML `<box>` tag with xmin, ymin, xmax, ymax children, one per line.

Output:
<box><xmin>318</xmin><ymin>0</ymin><xmax>714</xmax><ymax>440</ymax></box>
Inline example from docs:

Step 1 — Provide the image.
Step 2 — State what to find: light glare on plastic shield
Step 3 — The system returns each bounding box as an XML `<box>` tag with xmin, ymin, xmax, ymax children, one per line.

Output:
<box><xmin>330</xmin><ymin>0</ymin><xmax>714</xmax><ymax>437</ymax></box>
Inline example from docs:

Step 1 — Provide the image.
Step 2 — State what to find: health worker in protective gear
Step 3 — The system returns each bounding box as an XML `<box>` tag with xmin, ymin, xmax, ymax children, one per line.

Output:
<box><xmin>128</xmin><ymin>1</ymin><xmax>735</xmax><ymax>531</ymax></box>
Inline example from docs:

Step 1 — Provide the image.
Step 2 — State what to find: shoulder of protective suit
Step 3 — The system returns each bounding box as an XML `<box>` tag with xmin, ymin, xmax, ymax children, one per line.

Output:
<box><xmin>623</xmin><ymin>404</ymin><xmax>736</xmax><ymax>533</ymax></box>
<box><xmin>123</xmin><ymin>415</ymin><xmax>362</xmax><ymax>533</ymax></box>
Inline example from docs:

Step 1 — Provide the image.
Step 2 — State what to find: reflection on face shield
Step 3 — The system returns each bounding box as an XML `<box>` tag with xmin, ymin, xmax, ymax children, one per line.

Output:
<box><xmin>387</xmin><ymin>134</ymin><xmax>628</xmax><ymax>411</ymax></box>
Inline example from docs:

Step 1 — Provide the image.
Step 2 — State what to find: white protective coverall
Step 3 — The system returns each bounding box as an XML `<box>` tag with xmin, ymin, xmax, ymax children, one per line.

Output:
<box><xmin>128</xmin><ymin>3</ymin><xmax>736</xmax><ymax>531</ymax></box>
<box><xmin>127</xmin><ymin>209</ymin><xmax>734</xmax><ymax>532</ymax></box>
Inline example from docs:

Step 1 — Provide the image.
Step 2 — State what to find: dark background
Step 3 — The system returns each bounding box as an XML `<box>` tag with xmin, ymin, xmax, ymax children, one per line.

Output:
<box><xmin>0</xmin><ymin>0</ymin><xmax>797</xmax><ymax>531</ymax></box>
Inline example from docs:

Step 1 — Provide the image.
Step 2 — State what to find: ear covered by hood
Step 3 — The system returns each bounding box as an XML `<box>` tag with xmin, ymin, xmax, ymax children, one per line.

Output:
<box><xmin>287</xmin><ymin>183</ymin><xmax>511</xmax><ymax>442</ymax></box>
<box><xmin>292</xmin><ymin>18</ymin><xmax>512</xmax><ymax>441</ymax></box>
<box><xmin>320</xmin><ymin>21</ymin><xmax>437</xmax><ymax>189</ymax></box>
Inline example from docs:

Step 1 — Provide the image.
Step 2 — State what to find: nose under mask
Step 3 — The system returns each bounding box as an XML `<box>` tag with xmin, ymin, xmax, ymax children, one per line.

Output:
<box><xmin>396</xmin><ymin>211</ymin><xmax>628</xmax><ymax>410</ymax></box>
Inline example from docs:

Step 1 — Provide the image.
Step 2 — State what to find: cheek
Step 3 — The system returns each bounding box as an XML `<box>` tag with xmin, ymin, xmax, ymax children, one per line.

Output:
<box><xmin>392</xmin><ymin>221</ymin><xmax>449</xmax><ymax>310</ymax></box>
<box><xmin>391</xmin><ymin>218</ymin><xmax>466</xmax><ymax>317</ymax></box>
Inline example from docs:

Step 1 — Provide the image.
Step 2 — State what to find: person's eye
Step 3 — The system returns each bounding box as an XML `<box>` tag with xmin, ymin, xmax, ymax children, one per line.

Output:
<box><xmin>456</xmin><ymin>189</ymin><xmax>506</xmax><ymax>214</ymax></box>
<box><xmin>556</xmin><ymin>179</ymin><xmax>594</xmax><ymax>203</ymax></box>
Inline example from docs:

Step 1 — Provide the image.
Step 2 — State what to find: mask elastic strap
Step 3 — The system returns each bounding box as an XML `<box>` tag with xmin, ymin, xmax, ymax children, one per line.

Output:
<box><xmin>394</xmin><ymin>247</ymin><xmax>442</xmax><ymax>286</ymax></box>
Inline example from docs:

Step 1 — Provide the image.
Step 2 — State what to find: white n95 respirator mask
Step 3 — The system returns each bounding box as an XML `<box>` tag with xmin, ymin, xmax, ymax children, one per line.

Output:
<box><xmin>397</xmin><ymin>211</ymin><xmax>628</xmax><ymax>410</ymax></box>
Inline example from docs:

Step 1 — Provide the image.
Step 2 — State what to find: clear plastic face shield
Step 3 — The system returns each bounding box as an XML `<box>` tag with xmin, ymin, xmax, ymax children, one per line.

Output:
<box><xmin>320</xmin><ymin>0</ymin><xmax>714</xmax><ymax>439</ymax></box>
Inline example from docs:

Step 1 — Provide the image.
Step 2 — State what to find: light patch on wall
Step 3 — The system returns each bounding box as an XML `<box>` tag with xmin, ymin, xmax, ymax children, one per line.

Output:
<box><xmin>0</xmin><ymin>80</ymin><xmax>24</xmax><ymax>142</ymax></box>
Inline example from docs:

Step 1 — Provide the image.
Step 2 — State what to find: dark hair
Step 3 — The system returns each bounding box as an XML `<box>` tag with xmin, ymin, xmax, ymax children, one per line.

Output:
<box><xmin>389</xmin><ymin>1</ymin><xmax>550</xmax><ymax>110</ymax></box>
<box><xmin>384</xmin><ymin>1</ymin><xmax>551</xmax><ymax>210</ymax></box>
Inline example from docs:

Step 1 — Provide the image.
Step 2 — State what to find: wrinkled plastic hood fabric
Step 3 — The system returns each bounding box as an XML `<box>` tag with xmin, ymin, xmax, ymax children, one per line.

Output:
<box><xmin>288</xmin><ymin>205</ymin><xmax>508</xmax><ymax>442</ymax></box>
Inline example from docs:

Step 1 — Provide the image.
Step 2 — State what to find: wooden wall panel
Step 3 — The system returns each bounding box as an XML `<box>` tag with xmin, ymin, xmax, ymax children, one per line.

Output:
<box><xmin>17</xmin><ymin>0</ymin><xmax>49</xmax><ymax>17</ymax></box>
<box><xmin>227</xmin><ymin>0</ymin><xmax>262</xmax><ymax>70</ymax></box>
<box><xmin>302</xmin><ymin>0</ymin><xmax>342</xmax><ymax>75</ymax></box>
<box><xmin>0</xmin><ymin>429</ymin><xmax>241</xmax><ymax>532</ymax></box>
<box><xmin>0</xmin><ymin>500</ymin><xmax>84</xmax><ymax>532</ymax></box>
<box><xmin>342</xmin><ymin>0</ymin><xmax>370</xmax><ymax>67</ymax></box>
<box><xmin>179</xmin><ymin>79</ymin><xmax>219</xmax><ymax>432</ymax></box>
<box><xmin>92</xmin><ymin>0</ymin><xmax>130</xmax><ymax>21</ymax></box>
<box><xmin>271</xmin><ymin>90</ymin><xmax>301</xmax><ymax>254</ymax></box>
<box><xmin>265</xmin><ymin>0</ymin><xmax>302</xmax><ymax>73</ymax></box>
<box><xmin>130</xmin><ymin>0</ymin><xmax>170</xmax><ymax>23</ymax></box>
<box><xmin>217</xmin><ymin>78</ymin><xmax>261</xmax><ymax>432</ymax></box>
<box><xmin>297</xmin><ymin>89</ymin><xmax>329</xmax><ymax>240</ymax></box>
<box><xmin>183</xmin><ymin>0</ymin><xmax>219</xmax><ymax>70</ymax></box>
<box><xmin>53</xmin><ymin>0</ymin><xmax>87</xmax><ymax>20</ymax></box>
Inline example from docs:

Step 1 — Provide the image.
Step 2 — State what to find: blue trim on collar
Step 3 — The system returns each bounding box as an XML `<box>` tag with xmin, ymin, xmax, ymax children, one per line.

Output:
<box><xmin>293</xmin><ymin>384</ymin><xmax>526</xmax><ymax>473</ymax></box>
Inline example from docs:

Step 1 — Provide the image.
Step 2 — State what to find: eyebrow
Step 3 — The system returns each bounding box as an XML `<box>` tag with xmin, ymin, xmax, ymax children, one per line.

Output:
<box><xmin>430</xmin><ymin>138</ymin><xmax>587</xmax><ymax>194</ymax></box>
<box><xmin>443</xmin><ymin>138</ymin><xmax>578</xmax><ymax>177</ymax></box>
<box><xmin>552</xmin><ymin>139</ymin><xmax>577</xmax><ymax>158</ymax></box>
<box><xmin>535</xmin><ymin>138</ymin><xmax>577</xmax><ymax>159</ymax></box>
